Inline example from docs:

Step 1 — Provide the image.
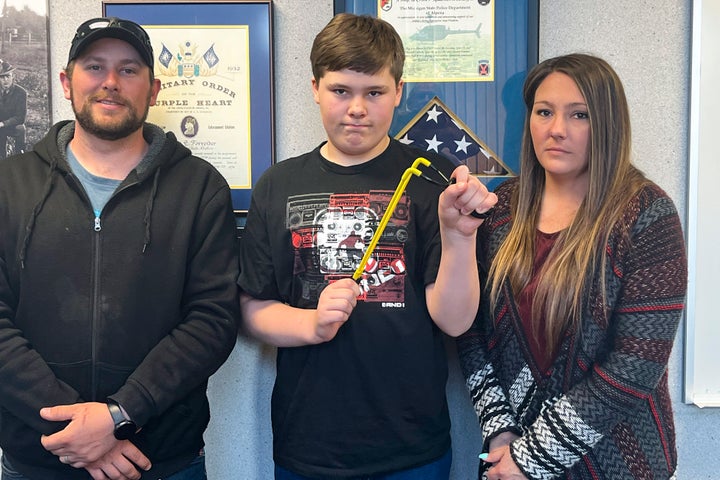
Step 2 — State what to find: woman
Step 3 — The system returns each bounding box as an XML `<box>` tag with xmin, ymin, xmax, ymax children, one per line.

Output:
<box><xmin>458</xmin><ymin>53</ymin><xmax>686</xmax><ymax>480</ymax></box>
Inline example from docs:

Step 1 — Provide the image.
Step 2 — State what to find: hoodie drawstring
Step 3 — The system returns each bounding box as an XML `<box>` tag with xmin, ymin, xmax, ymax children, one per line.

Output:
<box><xmin>19</xmin><ymin>158</ymin><xmax>58</xmax><ymax>268</ymax></box>
<box><xmin>142</xmin><ymin>168</ymin><xmax>160</xmax><ymax>253</ymax></box>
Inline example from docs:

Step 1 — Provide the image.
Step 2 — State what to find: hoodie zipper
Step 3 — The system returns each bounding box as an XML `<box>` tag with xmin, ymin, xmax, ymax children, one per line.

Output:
<box><xmin>87</xmin><ymin>184</ymin><xmax>141</xmax><ymax>400</ymax></box>
<box><xmin>91</xmin><ymin>209</ymin><xmax>102</xmax><ymax>399</ymax></box>
<box><xmin>62</xmin><ymin>172</ymin><xmax>104</xmax><ymax>401</ymax></box>
<box><xmin>65</xmin><ymin>169</ymin><xmax>142</xmax><ymax>400</ymax></box>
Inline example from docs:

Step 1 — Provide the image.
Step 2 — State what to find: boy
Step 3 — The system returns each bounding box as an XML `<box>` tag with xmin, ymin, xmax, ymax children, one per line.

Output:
<box><xmin>238</xmin><ymin>13</ymin><xmax>495</xmax><ymax>479</ymax></box>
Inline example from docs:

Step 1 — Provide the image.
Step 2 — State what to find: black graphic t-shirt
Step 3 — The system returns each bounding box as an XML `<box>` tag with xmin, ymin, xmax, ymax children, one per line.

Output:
<box><xmin>289</xmin><ymin>188</ymin><xmax>411</xmax><ymax>308</ymax></box>
<box><xmin>238</xmin><ymin>139</ymin><xmax>457</xmax><ymax>478</ymax></box>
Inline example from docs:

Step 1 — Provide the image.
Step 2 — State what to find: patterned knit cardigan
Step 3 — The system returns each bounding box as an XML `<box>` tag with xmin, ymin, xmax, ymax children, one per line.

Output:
<box><xmin>457</xmin><ymin>178</ymin><xmax>687</xmax><ymax>480</ymax></box>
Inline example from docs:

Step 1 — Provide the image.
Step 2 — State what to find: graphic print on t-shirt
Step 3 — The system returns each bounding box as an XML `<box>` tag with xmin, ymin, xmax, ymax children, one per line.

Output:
<box><xmin>287</xmin><ymin>190</ymin><xmax>409</xmax><ymax>306</ymax></box>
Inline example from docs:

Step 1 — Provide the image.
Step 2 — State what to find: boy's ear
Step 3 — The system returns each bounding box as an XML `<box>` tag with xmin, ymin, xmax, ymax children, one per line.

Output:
<box><xmin>394</xmin><ymin>80</ymin><xmax>404</xmax><ymax>107</ymax></box>
<box><xmin>312</xmin><ymin>77</ymin><xmax>320</xmax><ymax>104</ymax></box>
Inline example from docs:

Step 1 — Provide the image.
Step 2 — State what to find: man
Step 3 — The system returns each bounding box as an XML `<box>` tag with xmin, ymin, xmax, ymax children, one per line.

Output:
<box><xmin>0</xmin><ymin>60</ymin><xmax>27</xmax><ymax>159</ymax></box>
<box><xmin>238</xmin><ymin>13</ymin><xmax>495</xmax><ymax>479</ymax></box>
<box><xmin>0</xmin><ymin>17</ymin><xmax>240</xmax><ymax>480</ymax></box>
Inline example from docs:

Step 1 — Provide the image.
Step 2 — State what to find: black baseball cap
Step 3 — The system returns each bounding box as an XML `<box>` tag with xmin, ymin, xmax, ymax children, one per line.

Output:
<box><xmin>68</xmin><ymin>17</ymin><xmax>154</xmax><ymax>69</ymax></box>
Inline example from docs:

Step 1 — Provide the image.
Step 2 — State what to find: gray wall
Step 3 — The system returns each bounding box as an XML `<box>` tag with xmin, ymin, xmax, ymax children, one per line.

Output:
<box><xmin>41</xmin><ymin>0</ymin><xmax>720</xmax><ymax>478</ymax></box>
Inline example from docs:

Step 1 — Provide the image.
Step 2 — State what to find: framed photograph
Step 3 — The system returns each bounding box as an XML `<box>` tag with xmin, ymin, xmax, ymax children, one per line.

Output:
<box><xmin>103</xmin><ymin>0</ymin><xmax>275</xmax><ymax>213</ymax></box>
<box><xmin>334</xmin><ymin>0</ymin><xmax>538</xmax><ymax>190</ymax></box>
<box><xmin>0</xmin><ymin>0</ymin><xmax>51</xmax><ymax>158</ymax></box>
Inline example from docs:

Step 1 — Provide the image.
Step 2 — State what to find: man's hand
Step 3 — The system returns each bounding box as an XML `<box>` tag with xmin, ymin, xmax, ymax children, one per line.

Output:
<box><xmin>312</xmin><ymin>278</ymin><xmax>360</xmax><ymax>343</ymax></box>
<box><xmin>40</xmin><ymin>402</ymin><xmax>145</xmax><ymax>467</ymax></box>
<box><xmin>83</xmin><ymin>441</ymin><xmax>152</xmax><ymax>480</ymax></box>
<box><xmin>40</xmin><ymin>402</ymin><xmax>116</xmax><ymax>463</ymax></box>
<box><xmin>40</xmin><ymin>402</ymin><xmax>151</xmax><ymax>478</ymax></box>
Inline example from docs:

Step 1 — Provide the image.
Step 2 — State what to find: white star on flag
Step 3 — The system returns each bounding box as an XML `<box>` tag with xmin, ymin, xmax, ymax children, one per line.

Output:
<box><xmin>425</xmin><ymin>105</ymin><xmax>443</xmax><ymax>123</ymax></box>
<box><xmin>454</xmin><ymin>135</ymin><xmax>472</xmax><ymax>154</ymax></box>
<box><xmin>398</xmin><ymin>134</ymin><xmax>413</xmax><ymax>145</ymax></box>
<box><xmin>425</xmin><ymin>134</ymin><xmax>443</xmax><ymax>152</ymax></box>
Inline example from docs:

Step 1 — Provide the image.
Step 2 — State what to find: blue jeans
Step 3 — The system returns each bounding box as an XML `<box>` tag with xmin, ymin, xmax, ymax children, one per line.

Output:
<box><xmin>0</xmin><ymin>455</ymin><xmax>24</xmax><ymax>480</ymax></box>
<box><xmin>166</xmin><ymin>454</ymin><xmax>206</xmax><ymax>480</ymax></box>
<box><xmin>1</xmin><ymin>453</ymin><xmax>206</xmax><ymax>480</ymax></box>
<box><xmin>274</xmin><ymin>448</ymin><xmax>452</xmax><ymax>480</ymax></box>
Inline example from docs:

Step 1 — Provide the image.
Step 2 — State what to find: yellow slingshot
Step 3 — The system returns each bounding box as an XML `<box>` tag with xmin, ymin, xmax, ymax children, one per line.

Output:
<box><xmin>352</xmin><ymin>157</ymin><xmax>431</xmax><ymax>281</ymax></box>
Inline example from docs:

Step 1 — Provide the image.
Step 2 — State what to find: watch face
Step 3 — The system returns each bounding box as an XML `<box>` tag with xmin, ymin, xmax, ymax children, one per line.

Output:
<box><xmin>114</xmin><ymin>420</ymin><xmax>137</xmax><ymax>440</ymax></box>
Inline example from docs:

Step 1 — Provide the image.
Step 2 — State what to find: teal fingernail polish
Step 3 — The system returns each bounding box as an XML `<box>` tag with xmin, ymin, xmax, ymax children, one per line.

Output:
<box><xmin>478</xmin><ymin>452</ymin><xmax>489</xmax><ymax>460</ymax></box>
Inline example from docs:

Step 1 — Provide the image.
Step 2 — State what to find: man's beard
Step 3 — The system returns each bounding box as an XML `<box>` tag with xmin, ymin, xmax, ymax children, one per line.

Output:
<box><xmin>71</xmin><ymin>90</ymin><xmax>151</xmax><ymax>141</ymax></box>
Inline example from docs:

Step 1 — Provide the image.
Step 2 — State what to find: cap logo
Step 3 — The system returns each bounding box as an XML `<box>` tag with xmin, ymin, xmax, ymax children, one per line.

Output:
<box><xmin>69</xmin><ymin>17</ymin><xmax>155</xmax><ymax>69</ymax></box>
<box><xmin>87</xmin><ymin>19</ymin><xmax>113</xmax><ymax>30</ymax></box>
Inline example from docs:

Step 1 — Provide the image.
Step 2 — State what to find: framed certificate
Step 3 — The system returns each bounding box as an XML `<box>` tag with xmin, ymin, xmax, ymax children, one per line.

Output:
<box><xmin>103</xmin><ymin>0</ymin><xmax>275</xmax><ymax>213</ymax></box>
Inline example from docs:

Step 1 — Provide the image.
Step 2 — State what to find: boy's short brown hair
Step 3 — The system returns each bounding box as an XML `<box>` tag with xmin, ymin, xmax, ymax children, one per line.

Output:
<box><xmin>310</xmin><ymin>13</ymin><xmax>405</xmax><ymax>85</ymax></box>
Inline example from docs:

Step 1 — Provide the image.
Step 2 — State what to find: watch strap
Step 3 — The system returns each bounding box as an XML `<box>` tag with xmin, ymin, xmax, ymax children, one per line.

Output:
<box><xmin>107</xmin><ymin>401</ymin><xmax>137</xmax><ymax>440</ymax></box>
<box><xmin>107</xmin><ymin>401</ymin><xmax>127</xmax><ymax>424</ymax></box>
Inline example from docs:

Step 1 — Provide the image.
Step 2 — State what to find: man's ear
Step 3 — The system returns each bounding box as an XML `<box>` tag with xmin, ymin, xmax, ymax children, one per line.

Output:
<box><xmin>149</xmin><ymin>78</ymin><xmax>161</xmax><ymax>106</ymax></box>
<box><xmin>59</xmin><ymin>70</ymin><xmax>72</xmax><ymax>101</ymax></box>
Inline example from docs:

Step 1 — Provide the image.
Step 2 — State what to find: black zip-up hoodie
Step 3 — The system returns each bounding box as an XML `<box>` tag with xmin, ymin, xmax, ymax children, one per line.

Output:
<box><xmin>0</xmin><ymin>121</ymin><xmax>240</xmax><ymax>478</ymax></box>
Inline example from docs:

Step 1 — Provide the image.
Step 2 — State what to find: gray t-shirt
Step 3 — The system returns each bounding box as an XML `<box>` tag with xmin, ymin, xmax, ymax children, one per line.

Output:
<box><xmin>66</xmin><ymin>145</ymin><xmax>122</xmax><ymax>216</ymax></box>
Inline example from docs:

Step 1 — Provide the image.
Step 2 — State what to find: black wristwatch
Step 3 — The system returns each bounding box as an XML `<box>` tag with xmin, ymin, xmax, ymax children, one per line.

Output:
<box><xmin>107</xmin><ymin>401</ymin><xmax>137</xmax><ymax>440</ymax></box>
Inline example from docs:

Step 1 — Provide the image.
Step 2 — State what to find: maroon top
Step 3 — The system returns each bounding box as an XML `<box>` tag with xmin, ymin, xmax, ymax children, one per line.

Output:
<box><xmin>517</xmin><ymin>229</ymin><xmax>561</xmax><ymax>374</ymax></box>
